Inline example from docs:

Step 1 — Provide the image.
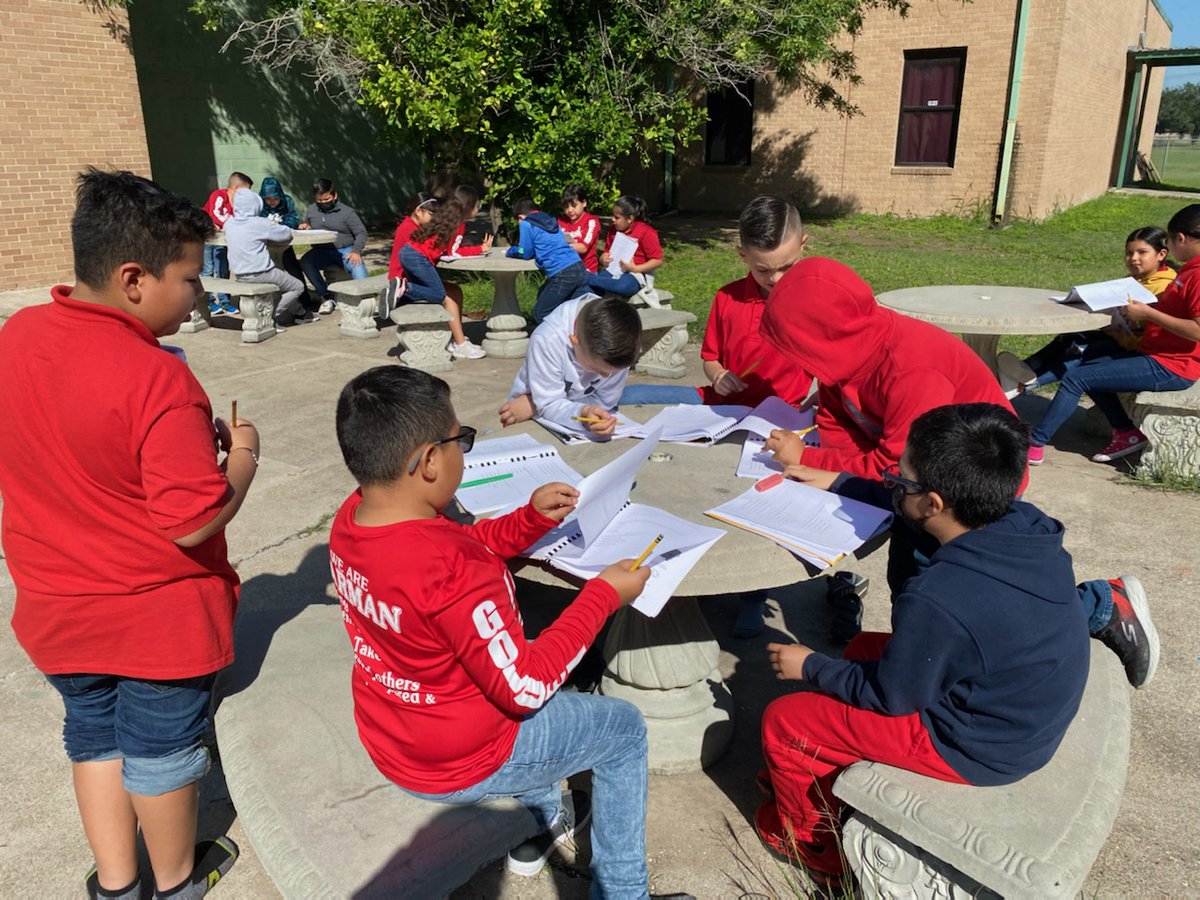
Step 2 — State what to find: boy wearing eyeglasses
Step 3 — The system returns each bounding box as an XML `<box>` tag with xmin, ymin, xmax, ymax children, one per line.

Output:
<box><xmin>755</xmin><ymin>403</ymin><xmax>1091</xmax><ymax>885</ymax></box>
<box><xmin>328</xmin><ymin>366</ymin><xmax>668</xmax><ymax>894</ymax></box>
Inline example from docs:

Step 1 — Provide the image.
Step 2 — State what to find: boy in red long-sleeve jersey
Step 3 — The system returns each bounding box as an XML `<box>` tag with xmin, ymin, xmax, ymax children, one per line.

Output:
<box><xmin>329</xmin><ymin>366</ymin><xmax>687</xmax><ymax>895</ymax></box>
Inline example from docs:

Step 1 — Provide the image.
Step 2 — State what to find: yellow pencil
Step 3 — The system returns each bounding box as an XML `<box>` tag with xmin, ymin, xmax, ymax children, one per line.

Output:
<box><xmin>572</xmin><ymin>415</ymin><xmax>607</xmax><ymax>424</ymax></box>
<box><xmin>231</xmin><ymin>400</ymin><xmax>238</xmax><ymax>428</ymax></box>
<box><xmin>793</xmin><ymin>425</ymin><xmax>817</xmax><ymax>437</ymax></box>
<box><xmin>630</xmin><ymin>534</ymin><xmax>664</xmax><ymax>570</ymax></box>
<box><xmin>739</xmin><ymin>358</ymin><xmax>763</xmax><ymax>379</ymax></box>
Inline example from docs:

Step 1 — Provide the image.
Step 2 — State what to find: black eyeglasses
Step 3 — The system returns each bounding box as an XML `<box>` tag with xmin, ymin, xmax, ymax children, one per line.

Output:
<box><xmin>881</xmin><ymin>465</ymin><xmax>926</xmax><ymax>495</ymax></box>
<box><xmin>406</xmin><ymin>426</ymin><xmax>477</xmax><ymax>473</ymax></box>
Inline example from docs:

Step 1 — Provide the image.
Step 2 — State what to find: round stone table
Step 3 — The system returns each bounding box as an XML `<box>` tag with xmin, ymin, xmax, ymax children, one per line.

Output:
<box><xmin>438</xmin><ymin>249</ymin><xmax>538</xmax><ymax>358</ymax></box>
<box><xmin>500</xmin><ymin>423</ymin><xmax>815</xmax><ymax>774</ymax></box>
<box><xmin>208</xmin><ymin>227</ymin><xmax>337</xmax><ymax>268</ymax></box>
<box><xmin>876</xmin><ymin>285</ymin><xmax>1112</xmax><ymax>375</ymax></box>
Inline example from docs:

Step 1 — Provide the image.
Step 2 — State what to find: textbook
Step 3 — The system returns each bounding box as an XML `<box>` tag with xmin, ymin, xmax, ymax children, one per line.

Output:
<box><xmin>1050</xmin><ymin>277</ymin><xmax>1157</xmax><ymax>312</ymax></box>
<box><xmin>534</xmin><ymin>411</ymin><xmax>644</xmax><ymax>444</ymax></box>
<box><xmin>705</xmin><ymin>479</ymin><xmax>891</xmax><ymax>570</ymax></box>
<box><xmin>456</xmin><ymin>434</ymin><xmax>582</xmax><ymax>515</ymax></box>
<box><xmin>636</xmin><ymin>396</ymin><xmax>814</xmax><ymax>445</ymax></box>
<box><xmin>522</xmin><ymin>428</ymin><xmax>725</xmax><ymax>617</ymax></box>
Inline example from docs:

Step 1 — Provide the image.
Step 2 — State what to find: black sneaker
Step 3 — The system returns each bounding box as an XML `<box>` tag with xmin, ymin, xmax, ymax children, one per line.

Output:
<box><xmin>506</xmin><ymin>790</ymin><xmax>591</xmax><ymax>877</ymax></box>
<box><xmin>1095</xmin><ymin>575</ymin><xmax>1159</xmax><ymax>688</ymax></box>
<box><xmin>827</xmin><ymin>571</ymin><xmax>867</xmax><ymax>643</ymax></box>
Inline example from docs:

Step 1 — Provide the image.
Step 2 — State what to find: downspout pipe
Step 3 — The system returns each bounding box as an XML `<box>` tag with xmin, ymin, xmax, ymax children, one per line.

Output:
<box><xmin>993</xmin><ymin>0</ymin><xmax>1030</xmax><ymax>224</ymax></box>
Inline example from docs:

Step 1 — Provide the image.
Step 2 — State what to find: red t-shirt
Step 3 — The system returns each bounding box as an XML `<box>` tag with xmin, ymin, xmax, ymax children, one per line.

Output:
<box><xmin>449</xmin><ymin>223</ymin><xmax>486</xmax><ymax>258</ymax></box>
<box><xmin>559</xmin><ymin>212</ymin><xmax>601</xmax><ymax>272</ymax></box>
<box><xmin>699</xmin><ymin>274</ymin><xmax>814</xmax><ymax>406</ymax></box>
<box><xmin>1138</xmin><ymin>255</ymin><xmax>1200</xmax><ymax>381</ymax></box>
<box><xmin>387</xmin><ymin>217</ymin><xmax>418</xmax><ymax>279</ymax></box>
<box><xmin>203</xmin><ymin>189</ymin><xmax>233</xmax><ymax>229</ymax></box>
<box><xmin>406</xmin><ymin>222</ymin><xmax>487</xmax><ymax>264</ymax></box>
<box><xmin>329</xmin><ymin>496</ymin><xmax>620</xmax><ymax>793</ymax></box>
<box><xmin>0</xmin><ymin>289</ymin><xmax>238</xmax><ymax>678</ymax></box>
<box><xmin>603</xmin><ymin>220</ymin><xmax>663</xmax><ymax>267</ymax></box>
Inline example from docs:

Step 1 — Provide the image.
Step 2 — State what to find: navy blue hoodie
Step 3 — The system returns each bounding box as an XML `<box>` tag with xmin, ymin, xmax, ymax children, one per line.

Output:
<box><xmin>505</xmin><ymin>211</ymin><xmax>581</xmax><ymax>276</ymax></box>
<box><xmin>802</xmin><ymin>498</ymin><xmax>1090</xmax><ymax>786</ymax></box>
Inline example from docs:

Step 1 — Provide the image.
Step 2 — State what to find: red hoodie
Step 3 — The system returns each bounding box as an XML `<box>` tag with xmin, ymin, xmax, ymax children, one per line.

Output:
<box><xmin>761</xmin><ymin>257</ymin><xmax>1022</xmax><ymax>481</ymax></box>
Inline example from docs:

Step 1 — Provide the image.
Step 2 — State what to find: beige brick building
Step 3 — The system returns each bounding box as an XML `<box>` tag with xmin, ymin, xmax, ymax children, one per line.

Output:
<box><xmin>0</xmin><ymin>1</ymin><xmax>150</xmax><ymax>291</ymax></box>
<box><xmin>674</xmin><ymin>0</ymin><xmax>1172</xmax><ymax>220</ymax></box>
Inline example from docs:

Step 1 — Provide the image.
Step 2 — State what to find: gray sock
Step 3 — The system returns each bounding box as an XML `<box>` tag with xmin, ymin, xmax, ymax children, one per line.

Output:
<box><xmin>153</xmin><ymin>837</ymin><xmax>239</xmax><ymax>899</ymax></box>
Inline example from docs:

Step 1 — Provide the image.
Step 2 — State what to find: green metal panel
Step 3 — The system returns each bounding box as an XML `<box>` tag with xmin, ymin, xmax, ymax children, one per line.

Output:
<box><xmin>127</xmin><ymin>0</ymin><xmax>421</xmax><ymax>222</ymax></box>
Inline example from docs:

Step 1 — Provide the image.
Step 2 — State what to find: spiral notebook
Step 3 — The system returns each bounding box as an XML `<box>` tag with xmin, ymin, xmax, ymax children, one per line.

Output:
<box><xmin>456</xmin><ymin>435</ymin><xmax>583</xmax><ymax>515</ymax></box>
<box><xmin>534</xmin><ymin>411</ymin><xmax>644</xmax><ymax>444</ymax></box>
<box><xmin>635</xmin><ymin>396</ymin><xmax>813</xmax><ymax>445</ymax></box>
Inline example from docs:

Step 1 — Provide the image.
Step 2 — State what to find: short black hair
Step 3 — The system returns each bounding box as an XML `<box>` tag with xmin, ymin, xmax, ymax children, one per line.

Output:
<box><xmin>575</xmin><ymin>296</ymin><xmax>642</xmax><ymax>368</ymax></box>
<box><xmin>335</xmin><ymin>366</ymin><xmax>457</xmax><ymax>486</ymax></box>
<box><xmin>512</xmin><ymin>197</ymin><xmax>537</xmax><ymax>218</ymax></box>
<box><xmin>312</xmin><ymin>177</ymin><xmax>335</xmax><ymax>196</ymax></box>
<box><xmin>1167</xmin><ymin>204</ymin><xmax>1200</xmax><ymax>239</ymax></box>
<box><xmin>906</xmin><ymin>403</ymin><xmax>1028</xmax><ymax>529</ymax></box>
<box><xmin>71</xmin><ymin>168</ymin><xmax>214</xmax><ymax>290</ymax></box>
<box><xmin>739</xmin><ymin>196</ymin><xmax>802</xmax><ymax>250</ymax></box>
<box><xmin>229</xmin><ymin>171</ymin><xmax>254</xmax><ymax>189</ymax></box>
<box><xmin>561</xmin><ymin>184</ymin><xmax>589</xmax><ymax>207</ymax></box>
<box><xmin>1126</xmin><ymin>225</ymin><xmax>1168</xmax><ymax>254</ymax></box>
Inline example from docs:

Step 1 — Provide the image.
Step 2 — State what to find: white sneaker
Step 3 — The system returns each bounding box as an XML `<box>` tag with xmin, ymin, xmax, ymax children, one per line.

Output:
<box><xmin>449</xmin><ymin>340</ymin><xmax>487</xmax><ymax>360</ymax></box>
<box><xmin>318</xmin><ymin>298</ymin><xmax>337</xmax><ymax>315</ymax></box>
<box><xmin>997</xmin><ymin>351</ymin><xmax>1037</xmax><ymax>400</ymax></box>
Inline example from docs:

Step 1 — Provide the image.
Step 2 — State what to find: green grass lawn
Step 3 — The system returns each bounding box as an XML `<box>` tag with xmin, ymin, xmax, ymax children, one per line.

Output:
<box><xmin>450</xmin><ymin>191</ymin><xmax>1186</xmax><ymax>357</ymax></box>
<box><xmin>1149</xmin><ymin>139</ymin><xmax>1200</xmax><ymax>191</ymax></box>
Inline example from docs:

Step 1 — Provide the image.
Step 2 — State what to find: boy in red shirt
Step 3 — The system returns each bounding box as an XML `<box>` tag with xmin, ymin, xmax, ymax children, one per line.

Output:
<box><xmin>558</xmin><ymin>184</ymin><xmax>601</xmax><ymax>273</ymax></box>
<box><xmin>201</xmin><ymin>171</ymin><xmax>253</xmax><ymax>316</ymax></box>
<box><xmin>329</xmin><ymin>366</ymin><xmax>668</xmax><ymax>894</ymax></box>
<box><xmin>0</xmin><ymin>169</ymin><xmax>259</xmax><ymax>898</ymax></box>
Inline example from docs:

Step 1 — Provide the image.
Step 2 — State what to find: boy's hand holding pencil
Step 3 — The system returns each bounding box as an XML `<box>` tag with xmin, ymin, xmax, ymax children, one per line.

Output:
<box><xmin>711</xmin><ymin>368</ymin><xmax>747</xmax><ymax>397</ymax></box>
<box><xmin>597</xmin><ymin>560</ymin><xmax>651</xmax><ymax>606</ymax></box>
<box><xmin>576</xmin><ymin>405</ymin><xmax>616</xmax><ymax>437</ymax></box>
<box><xmin>530</xmin><ymin>482</ymin><xmax>580</xmax><ymax>522</ymax></box>
<box><xmin>764</xmin><ymin>428</ymin><xmax>804</xmax><ymax>466</ymax></box>
<box><xmin>215</xmin><ymin>400</ymin><xmax>260</xmax><ymax>464</ymax></box>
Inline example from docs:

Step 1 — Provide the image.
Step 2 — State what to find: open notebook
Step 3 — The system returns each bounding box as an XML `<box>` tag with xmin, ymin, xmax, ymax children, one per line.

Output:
<box><xmin>535</xmin><ymin>411</ymin><xmax>644</xmax><ymax>444</ymax></box>
<box><xmin>1050</xmin><ymin>276</ymin><xmax>1157</xmax><ymax>312</ymax></box>
<box><xmin>636</xmin><ymin>396</ymin><xmax>813</xmax><ymax>445</ymax></box>
<box><xmin>705</xmin><ymin>479</ymin><xmax>891</xmax><ymax>570</ymax></box>
<box><xmin>521</xmin><ymin>428</ymin><xmax>725</xmax><ymax>617</ymax></box>
<box><xmin>456</xmin><ymin>434</ymin><xmax>582</xmax><ymax>515</ymax></box>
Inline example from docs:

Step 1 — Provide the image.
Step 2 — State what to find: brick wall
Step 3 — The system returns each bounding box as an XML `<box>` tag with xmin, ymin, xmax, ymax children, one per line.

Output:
<box><xmin>0</xmin><ymin>1</ymin><xmax>150</xmax><ymax>291</ymax></box>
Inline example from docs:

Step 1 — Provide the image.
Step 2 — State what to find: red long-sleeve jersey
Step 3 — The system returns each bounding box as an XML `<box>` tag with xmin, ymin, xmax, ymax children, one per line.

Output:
<box><xmin>559</xmin><ymin>212</ymin><xmax>601</xmax><ymax>272</ymax></box>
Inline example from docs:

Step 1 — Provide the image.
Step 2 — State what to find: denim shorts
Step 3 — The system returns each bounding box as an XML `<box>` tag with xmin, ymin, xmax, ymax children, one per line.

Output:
<box><xmin>45</xmin><ymin>672</ymin><xmax>215</xmax><ymax>796</ymax></box>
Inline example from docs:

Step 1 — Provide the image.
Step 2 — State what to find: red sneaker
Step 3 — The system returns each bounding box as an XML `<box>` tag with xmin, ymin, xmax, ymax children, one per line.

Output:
<box><xmin>753</xmin><ymin>800</ymin><xmax>847</xmax><ymax>883</ymax></box>
<box><xmin>1091</xmin><ymin>428</ymin><xmax>1148</xmax><ymax>462</ymax></box>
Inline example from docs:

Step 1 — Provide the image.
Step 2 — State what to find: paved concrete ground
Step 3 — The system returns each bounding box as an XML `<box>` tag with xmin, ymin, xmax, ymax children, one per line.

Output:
<box><xmin>1</xmin><ymin>284</ymin><xmax>1198</xmax><ymax>897</ymax></box>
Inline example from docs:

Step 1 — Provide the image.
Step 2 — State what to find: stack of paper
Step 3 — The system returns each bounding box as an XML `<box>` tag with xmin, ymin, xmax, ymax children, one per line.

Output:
<box><xmin>456</xmin><ymin>435</ymin><xmax>582</xmax><ymax>515</ymax></box>
<box><xmin>1050</xmin><ymin>277</ymin><xmax>1158</xmax><ymax>312</ymax></box>
<box><xmin>535</xmin><ymin>411</ymin><xmax>644</xmax><ymax>444</ymax></box>
<box><xmin>705</xmin><ymin>479</ymin><xmax>891</xmax><ymax>570</ymax></box>
<box><xmin>635</xmin><ymin>396</ymin><xmax>814</xmax><ymax>445</ymax></box>
<box><xmin>736</xmin><ymin>400</ymin><xmax>818</xmax><ymax>479</ymax></box>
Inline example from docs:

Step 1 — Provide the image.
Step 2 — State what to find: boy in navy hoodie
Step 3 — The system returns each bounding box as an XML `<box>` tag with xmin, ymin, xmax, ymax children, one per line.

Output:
<box><xmin>506</xmin><ymin>197</ymin><xmax>590</xmax><ymax>323</ymax></box>
<box><xmin>756</xmin><ymin>403</ymin><xmax>1091</xmax><ymax>883</ymax></box>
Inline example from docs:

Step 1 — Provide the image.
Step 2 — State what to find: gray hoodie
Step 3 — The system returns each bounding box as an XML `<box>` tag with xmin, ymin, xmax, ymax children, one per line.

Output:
<box><xmin>224</xmin><ymin>190</ymin><xmax>293</xmax><ymax>275</ymax></box>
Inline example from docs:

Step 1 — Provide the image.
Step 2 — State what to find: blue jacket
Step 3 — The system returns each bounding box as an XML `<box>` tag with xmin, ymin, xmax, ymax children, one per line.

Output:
<box><xmin>258</xmin><ymin>177</ymin><xmax>300</xmax><ymax>229</ymax></box>
<box><xmin>803</xmin><ymin>492</ymin><xmax>1090</xmax><ymax>786</ymax></box>
<box><xmin>506</xmin><ymin>211</ymin><xmax>581</xmax><ymax>277</ymax></box>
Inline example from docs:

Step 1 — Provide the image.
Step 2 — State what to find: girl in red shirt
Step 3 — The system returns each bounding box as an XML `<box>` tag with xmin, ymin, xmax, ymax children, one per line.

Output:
<box><xmin>382</xmin><ymin>192</ymin><xmax>437</xmax><ymax>316</ymax></box>
<box><xmin>585</xmin><ymin>195</ymin><xmax>663</xmax><ymax>299</ymax></box>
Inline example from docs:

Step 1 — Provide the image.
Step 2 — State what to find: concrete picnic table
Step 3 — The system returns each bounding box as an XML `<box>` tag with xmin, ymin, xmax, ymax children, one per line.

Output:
<box><xmin>207</xmin><ymin>227</ymin><xmax>338</xmax><ymax>268</ymax></box>
<box><xmin>876</xmin><ymin>285</ymin><xmax>1112</xmax><ymax>375</ymax></box>
<box><xmin>438</xmin><ymin>248</ymin><xmax>537</xmax><ymax>358</ymax></box>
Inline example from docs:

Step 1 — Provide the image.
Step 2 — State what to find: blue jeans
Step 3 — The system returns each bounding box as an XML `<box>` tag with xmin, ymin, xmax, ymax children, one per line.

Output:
<box><xmin>1030</xmin><ymin>350</ymin><xmax>1192</xmax><ymax>445</ymax></box>
<box><xmin>587</xmin><ymin>271</ymin><xmax>640</xmax><ymax>298</ymax></box>
<box><xmin>407</xmin><ymin>691</ymin><xmax>649</xmax><ymax>898</ymax></box>
<box><xmin>300</xmin><ymin>244</ymin><xmax>369</xmax><ymax>298</ymax></box>
<box><xmin>45</xmin><ymin>673</ymin><xmax>214</xmax><ymax>796</ymax></box>
<box><xmin>202</xmin><ymin>244</ymin><xmax>229</xmax><ymax>304</ymax></box>
<box><xmin>620</xmin><ymin>384</ymin><xmax>703</xmax><ymax>405</ymax></box>
<box><xmin>398</xmin><ymin>246</ymin><xmax>446</xmax><ymax>303</ymax></box>
<box><xmin>1026</xmin><ymin>332</ymin><xmax>1122</xmax><ymax>388</ymax></box>
<box><xmin>533</xmin><ymin>262</ymin><xmax>589</xmax><ymax>323</ymax></box>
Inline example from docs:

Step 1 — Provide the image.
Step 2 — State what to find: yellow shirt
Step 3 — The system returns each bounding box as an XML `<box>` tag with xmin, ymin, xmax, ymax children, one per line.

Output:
<box><xmin>1110</xmin><ymin>265</ymin><xmax>1178</xmax><ymax>350</ymax></box>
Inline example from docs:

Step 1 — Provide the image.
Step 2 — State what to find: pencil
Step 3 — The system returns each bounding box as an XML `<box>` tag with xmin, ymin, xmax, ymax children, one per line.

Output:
<box><xmin>572</xmin><ymin>415</ymin><xmax>607</xmax><ymax>424</ymax></box>
<box><xmin>460</xmin><ymin>473</ymin><xmax>515</xmax><ymax>489</ymax></box>
<box><xmin>630</xmin><ymin>534</ymin><xmax>664</xmax><ymax>570</ymax></box>
<box><xmin>739</xmin><ymin>358</ymin><xmax>763</xmax><ymax>379</ymax></box>
<box><xmin>793</xmin><ymin>425</ymin><xmax>817</xmax><ymax>437</ymax></box>
<box><xmin>231</xmin><ymin>400</ymin><xmax>238</xmax><ymax>428</ymax></box>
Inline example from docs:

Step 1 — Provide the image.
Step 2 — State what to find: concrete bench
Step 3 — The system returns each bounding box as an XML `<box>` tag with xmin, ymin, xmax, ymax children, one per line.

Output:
<box><xmin>834</xmin><ymin>643</ymin><xmax>1129</xmax><ymax>899</ymax></box>
<box><xmin>635</xmin><ymin>306</ymin><xmax>695</xmax><ymax>379</ymax></box>
<box><xmin>390</xmin><ymin>304</ymin><xmax>454</xmax><ymax>373</ymax></box>
<box><xmin>195</xmin><ymin>277</ymin><xmax>280</xmax><ymax>343</ymax></box>
<box><xmin>1133</xmin><ymin>380</ymin><xmax>1200</xmax><ymax>479</ymax></box>
<box><xmin>328</xmin><ymin>275</ymin><xmax>389</xmax><ymax>340</ymax></box>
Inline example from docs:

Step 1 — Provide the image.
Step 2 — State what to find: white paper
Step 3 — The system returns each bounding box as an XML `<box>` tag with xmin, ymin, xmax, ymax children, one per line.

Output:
<box><xmin>733</xmin><ymin>397</ymin><xmax>815</xmax><ymax>439</ymax></box>
<box><xmin>605</xmin><ymin>231</ymin><xmax>638</xmax><ymax>277</ymax></box>
<box><xmin>457</xmin><ymin>456</ymin><xmax>583</xmax><ymax>515</ymax></box>
<box><xmin>535</xmin><ymin>411</ymin><xmax>644</xmax><ymax>444</ymax></box>
<box><xmin>632</xmin><ymin>405</ymin><xmax>751</xmax><ymax>443</ymax></box>
<box><xmin>736</xmin><ymin>437</ymin><xmax>785</xmax><ymax>480</ymax></box>
<box><xmin>705</xmin><ymin>480</ymin><xmax>891</xmax><ymax>569</ymax></box>
<box><xmin>297</xmin><ymin>228</ymin><xmax>339</xmax><ymax>241</ymax></box>
<box><xmin>573</xmin><ymin>428</ymin><xmax>660</xmax><ymax>546</ymax></box>
<box><xmin>462</xmin><ymin>434</ymin><xmax>547</xmax><ymax>467</ymax></box>
<box><xmin>1052</xmin><ymin>277</ymin><xmax>1157</xmax><ymax>312</ymax></box>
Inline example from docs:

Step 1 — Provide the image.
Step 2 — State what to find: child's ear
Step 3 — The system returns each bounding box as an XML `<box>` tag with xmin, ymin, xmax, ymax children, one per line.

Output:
<box><xmin>737</xmin><ymin>246</ymin><xmax>747</xmax><ymax>263</ymax></box>
<box><xmin>922</xmin><ymin>490</ymin><xmax>948</xmax><ymax>520</ymax></box>
<box><xmin>799</xmin><ymin>233</ymin><xmax>810</xmax><ymax>252</ymax></box>
<box><xmin>569</xmin><ymin>333</ymin><xmax>581</xmax><ymax>349</ymax></box>
<box><xmin>117</xmin><ymin>262</ymin><xmax>148</xmax><ymax>302</ymax></box>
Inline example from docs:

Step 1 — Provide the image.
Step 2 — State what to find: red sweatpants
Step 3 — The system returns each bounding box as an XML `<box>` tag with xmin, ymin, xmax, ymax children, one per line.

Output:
<box><xmin>760</xmin><ymin>632</ymin><xmax>967</xmax><ymax>856</ymax></box>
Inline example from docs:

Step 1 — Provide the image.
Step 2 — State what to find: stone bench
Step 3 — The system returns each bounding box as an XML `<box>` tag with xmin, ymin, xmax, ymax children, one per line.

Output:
<box><xmin>1133</xmin><ymin>380</ymin><xmax>1200</xmax><ymax>479</ymax></box>
<box><xmin>390</xmin><ymin>304</ymin><xmax>454</xmax><ymax>373</ymax></box>
<box><xmin>834</xmin><ymin>643</ymin><xmax>1129</xmax><ymax>899</ymax></box>
<box><xmin>635</xmin><ymin>306</ymin><xmax>695</xmax><ymax>379</ymax></box>
<box><xmin>329</xmin><ymin>275</ymin><xmax>390</xmax><ymax>340</ymax></box>
<box><xmin>195</xmin><ymin>277</ymin><xmax>280</xmax><ymax>343</ymax></box>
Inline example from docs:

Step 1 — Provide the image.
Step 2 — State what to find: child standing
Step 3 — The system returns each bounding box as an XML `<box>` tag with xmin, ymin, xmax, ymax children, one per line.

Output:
<box><xmin>298</xmin><ymin>177</ymin><xmax>370</xmax><ymax>315</ymax></box>
<box><xmin>0</xmin><ymin>169</ymin><xmax>258</xmax><ymax>898</ymax></box>
<box><xmin>622</xmin><ymin>195</ymin><xmax>814</xmax><ymax>409</ymax></box>
<box><xmin>559</xmin><ymin>184</ymin><xmax>601</xmax><ymax>273</ymax></box>
<box><xmin>329</xmin><ymin>366</ymin><xmax>657</xmax><ymax>894</ymax></box>
<box><xmin>998</xmin><ymin>227</ymin><xmax>1177</xmax><ymax>397</ymax></box>
<box><xmin>224</xmin><ymin>188</ymin><xmax>312</xmax><ymax>328</ymax></box>
<box><xmin>586</xmin><ymin>196</ymin><xmax>664</xmax><ymax>299</ymax></box>
<box><xmin>499</xmin><ymin>296</ymin><xmax>643</xmax><ymax>437</ymax></box>
<box><xmin>400</xmin><ymin>198</ymin><xmax>488</xmax><ymax>359</ymax></box>
<box><xmin>1026</xmin><ymin>205</ymin><xmax>1200</xmax><ymax>464</ymax></box>
<box><xmin>507</xmin><ymin>197</ymin><xmax>590</xmax><ymax>323</ymax></box>
<box><xmin>758</xmin><ymin>404</ymin><xmax>1090</xmax><ymax>884</ymax></box>
<box><xmin>201</xmin><ymin>171</ymin><xmax>253</xmax><ymax>316</ymax></box>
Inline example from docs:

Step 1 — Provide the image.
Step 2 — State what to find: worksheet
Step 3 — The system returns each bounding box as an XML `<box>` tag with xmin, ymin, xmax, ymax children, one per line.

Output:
<box><xmin>456</xmin><ymin>435</ymin><xmax>583</xmax><ymax>515</ymax></box>
<box><xmin>1050</xmin><ymin>276</ymin><xmax>1157</xmax><ymax>311</ymax></box>
<box><xmin>605</xmin><ymin>231</ymin><xmax>638</xmax><ymax>277</ymax></box>
<box><xmin>535</xmin><ymin>411</ymin><xmax>645</xmax><ymax>444</ymax></box>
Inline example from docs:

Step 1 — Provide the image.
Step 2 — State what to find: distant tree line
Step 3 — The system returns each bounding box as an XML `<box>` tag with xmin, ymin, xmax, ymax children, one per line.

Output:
<box><xmin>1157</xmin><ymin>83</ymin><xmax>1200</xmax><ymax>139</ymax></box>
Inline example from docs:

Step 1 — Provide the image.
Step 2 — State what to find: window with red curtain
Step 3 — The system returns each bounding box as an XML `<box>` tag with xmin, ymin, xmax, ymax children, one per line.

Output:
<box><xmin>895</xmin><ymin>49</ymin><xmax>967</xmax><ymax>166</ymax></box>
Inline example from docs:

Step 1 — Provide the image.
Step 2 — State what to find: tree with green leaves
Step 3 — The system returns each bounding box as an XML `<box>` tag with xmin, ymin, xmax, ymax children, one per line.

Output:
<box><xmin>1157</xmin><ymin>83</ymin><xmax>1200</xmax><ymax>139</ymax></box>
<box><xmin>194</xmin><ymin>0</ymin><xmax>910</xmax><ymax>215</ymax></box>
